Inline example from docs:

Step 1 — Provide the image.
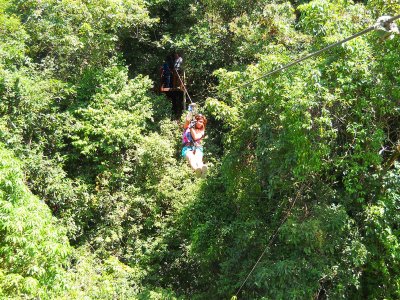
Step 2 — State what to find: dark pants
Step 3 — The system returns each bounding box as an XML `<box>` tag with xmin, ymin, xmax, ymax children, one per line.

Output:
<box><xmin>163</xmin><ymin>75</ymin><xmax>171</xmax><ymax>88</ymax></box>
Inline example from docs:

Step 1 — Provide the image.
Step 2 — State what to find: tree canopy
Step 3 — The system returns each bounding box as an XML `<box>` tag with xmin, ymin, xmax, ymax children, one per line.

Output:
<box><xmin>0</xmin><ymin>0</ymin><xmax>399</xmax><ymax>299</ymax></box>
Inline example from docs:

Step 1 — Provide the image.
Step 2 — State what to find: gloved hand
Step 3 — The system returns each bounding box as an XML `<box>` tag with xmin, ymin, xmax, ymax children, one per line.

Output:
<box><xmin>188</xmin><ymin>103</ymin><xmax>196</xmax><ymax>112</ymax></box>
<box><xmin>189</xmin><ymin>120</ymin><xmax>197</xmax><ymax>128</ymax></box>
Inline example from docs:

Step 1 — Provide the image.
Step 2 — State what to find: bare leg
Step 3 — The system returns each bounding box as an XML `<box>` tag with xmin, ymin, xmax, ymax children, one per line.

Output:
<box><xmin>194</xmin><ymin>152</ymin><xmax>207</xmax><ymax>177</ymax></box>
<box><xmin>186</xmin><ymin>151</ymin><xmax>199</xmax><ymax>170</ymax></box>
<box><xmin>194</xmin><ymin>151</ymin><xmax>204</xmax><ymax>168</ymax></box>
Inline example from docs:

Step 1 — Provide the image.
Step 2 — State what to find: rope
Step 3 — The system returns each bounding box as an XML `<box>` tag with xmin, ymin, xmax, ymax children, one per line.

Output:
<box><xmin>175</xmin><ymin>70</ymin><xmax>193</xmax><ymax>103</ymax></box>
<box><xmin>234</xmin><ymin>185</ymin><xmax>304</xmax><ymax>298</ymax></box>
<box><xmin>224</xmin><ymin>14</ymin><xmax>400</xmax><ymax>95</ymax></box>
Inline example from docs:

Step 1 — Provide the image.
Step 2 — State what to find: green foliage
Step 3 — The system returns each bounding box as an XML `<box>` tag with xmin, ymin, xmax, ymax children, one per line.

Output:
<box><xmin>0</xmin><ymin>144</ymin><xmax>177</xmax><ymax>300</ymax></box>
<box><xmin>361</xmin><ymin>164</ymin><xmax>400</xmax><ymax>299</ymax></box>
<box><xmin>8</xmin><ymin>0</ymin><xmax>157</xmax><ymax>79</ymax></box>
<box><xmin>21</xmin><ymin>151</ymin><xmax>93</xmax><ymax>240</ymax></box>
<box><xmin>0</xmin><ymin>7</ymin><xmax>28</xmax><ymax>67</ymax></box>
<box><xmin>67</xmin><ymin>64</ymin><xmax>153</xmax><ymax>173</ymax></box>
<box><xmin>0</xmin><ymin>65</ymin><xmax>72</xmax><ymax>151</ymax></box>
<box><xmin>182</xmin><ymin>0</ymin><xmax>400</xmax><ymax>298</ymax></box>
<box><xmin>0</xmin><ymin>145</ymin><xmax>70</xmax><ymax>298</ymax></box>
<box><xmin>298</xmin><ymin>0</ymin><xmax>372</xmax><ymax>40</ymax></box>
<box><xmin>63</xmin><ymin>247</ymin><xmax>141</xmax><ymax>299</ymax></box>
<box><xmin>172</xmin><ymin>0</ymin><xmax>306</xmax><ymax>98</ymax></box>
<box><xmin>252</xmin><ymin>204</ymin><xmax>367</xmax><ymax>299</ymax></box>
<box><xmin>1</xmin><ymin>0</ymin><xmax>400</xmax><ymax>299</ymax></box>
<box><xmin>137</xmin><ymin>287</ymin><xmax>181</xmax><ymax>300</ymax></box>
<box><xmin>366</xmin><ymin>0</ymin><xmax>400</xmax><ymax>17</ymax></box>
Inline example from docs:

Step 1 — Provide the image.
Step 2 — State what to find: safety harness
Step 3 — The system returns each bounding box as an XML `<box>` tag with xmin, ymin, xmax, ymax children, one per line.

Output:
<box><xmin>182</xmin><ymin>103</ymin><xmax>204</xmax><ymax>154</ymax></box>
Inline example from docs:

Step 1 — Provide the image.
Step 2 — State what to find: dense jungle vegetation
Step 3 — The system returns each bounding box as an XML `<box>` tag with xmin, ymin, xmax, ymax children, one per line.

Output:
<box><xmin>0</xmin><ymin>0</ymin><xmax>399</xmax><ymax>299</ymax></box>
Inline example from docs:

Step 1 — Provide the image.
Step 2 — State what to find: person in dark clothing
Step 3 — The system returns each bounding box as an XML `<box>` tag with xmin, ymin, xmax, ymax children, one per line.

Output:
<box><xmin>161</xmin><ymin>57</ymin><xmax>172</xmax><ymax>88</ymax></box>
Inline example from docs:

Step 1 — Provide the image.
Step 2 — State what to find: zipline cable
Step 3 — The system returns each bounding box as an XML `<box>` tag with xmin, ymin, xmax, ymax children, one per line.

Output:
<box><xmin>234</xmin><ymin>185</ymin><xmax>304</xmax><ymax>298</ymax></box>
<box><xmin>232</xmin><ymin>14</ymin><xmax>400</xmax><ymax>298</ymax></box>
<box><xmin>175</xmin><ymin>15</ymin><xmax>399</xmax><ymax>108</ymax></box>
<box><xmin>224</xmin><ymin>14</ymin><xmax>400</xmax><ymax>95</ymax></box>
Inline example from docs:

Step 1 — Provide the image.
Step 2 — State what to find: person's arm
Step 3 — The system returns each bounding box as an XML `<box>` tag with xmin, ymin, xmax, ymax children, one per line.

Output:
<box><xmin>174</xmin><ymin>57</ymin><xmax>182</xmax><ymax>69</ymax></box>
<box><xmin>184</xmin><ymin>111</ymin><xmax>192</xmax><ymax>129</ymax></box>
<box><xmin>190</xmin><ymin>128</ymin><xmax>204</xmax><ymax>141</ymax></box>
<box><xmin>184</xmin><ymin>120</ymin><xmax>190</xmax><ymax>129</ymax></box>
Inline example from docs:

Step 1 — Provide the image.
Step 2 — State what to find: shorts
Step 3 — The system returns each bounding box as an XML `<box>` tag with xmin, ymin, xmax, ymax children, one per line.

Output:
<box><xmin>182</xmin><ymin>146</ymin><xmax>203</xmax><ymax>158</ymax></box>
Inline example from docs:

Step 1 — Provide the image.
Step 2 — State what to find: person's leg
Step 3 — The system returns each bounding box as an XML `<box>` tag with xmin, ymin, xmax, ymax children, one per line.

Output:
<box><xmin>186</xmin><ymin>151</ymin><xmax>199</xmax><ymax>170</ymax></box>
<box><xmin>194</xmin><ymin>151</ymin><xmax>207</xmax><ymax>177</ymax></box>
<box><xmin>193</xmin><ymin>151</ymin><xmax>203</xmax><ymax>168</ymax></box>
<box><xmin>188</xmin><ymin>152</ymin><xmax>202</xmax><ymax>177</ymax></box>
<box><xmin>172</xmin><ymin>70</ymin><xmax>177</xmax><ymax>88</ymax></box>
<box><xmin>166</xmin><ymin>75</ymin><xmax>171</xmax><ymax>88</ymax></box>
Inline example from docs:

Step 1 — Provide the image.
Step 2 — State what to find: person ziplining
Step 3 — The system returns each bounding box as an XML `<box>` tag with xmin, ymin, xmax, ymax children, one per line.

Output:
<box><xmin>182</xmin><ymin>104</ymin><xmax>208</xmax><ymax>178</ymax></box>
